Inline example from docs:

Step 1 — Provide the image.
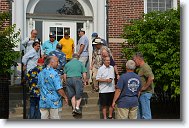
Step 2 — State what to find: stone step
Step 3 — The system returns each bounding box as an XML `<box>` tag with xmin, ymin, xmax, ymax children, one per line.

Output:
<box><xmin>9</xmin><ymin>114</ymin><xmax>23</xmax><ymax>120</ymax></box>
<box><xmin>9</xmin><ymin>93</ymin><xmax>30</xmax><ymax>100</ymax></box>
<box><xmin>9</xmin><ymin>107</ymin><xmax>29</xmax><ymax>115</ymax></box>
<box><xmin>9</xmin><ymin>85</ymin><xmax>29</xmax><ymax>93</ymax></box>
<box><xmin>9</xmin><ymin>96</ymin><xmax>99</xmax><ymax>109</ymax></box>
<box><xmin>61</xmin><ymin>111</ymin><xmax>101</xmax><ymax>120</ymax></box>
<box><xmin>9</xmin><ymin>100</ymin><xmax>23</xmax><ymax>108</ymax></box>
<box><xmin>9</xmin><ymin>85</ymin><xmax>92</xmax><ymax>93</ymax></box>
<box><xmin>62</xmin><ymin>104</ymin><xmax>100</xmax><ymax>113</ymax></box>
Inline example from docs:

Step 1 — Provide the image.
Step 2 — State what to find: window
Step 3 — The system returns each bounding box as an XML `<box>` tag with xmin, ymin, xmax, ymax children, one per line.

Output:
<box><xmin>145</xmin><ymin>0</ymin><xmax>177</xmax><ymax>13</ymax></box>
<box><xmin>49</xmin><ymin>27</ymin><xmax>70</xmax><ymax>41</ymax></box>
<box><xmin>34</xmin><ymin>0</ymin><xmax>84</xmax><ymax>15</ymax></box>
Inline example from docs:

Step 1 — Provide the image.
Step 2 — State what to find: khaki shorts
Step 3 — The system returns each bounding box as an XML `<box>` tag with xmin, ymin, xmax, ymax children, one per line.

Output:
<box><xmin>40</xmin><ymin>108</ymin><xmax>62</xmax><ymax>119</ymax></box>
<box><xmin>116</xmin><ymin>106</ymin><xmax>138</xmax><ymax>119</ymax></box>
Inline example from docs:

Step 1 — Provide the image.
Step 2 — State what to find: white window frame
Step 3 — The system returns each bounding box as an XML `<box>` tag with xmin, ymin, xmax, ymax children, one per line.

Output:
<box><xmin>144</xmin><ymin>0</ymin><xmax>178</xmax><ymax>14</ymax></box>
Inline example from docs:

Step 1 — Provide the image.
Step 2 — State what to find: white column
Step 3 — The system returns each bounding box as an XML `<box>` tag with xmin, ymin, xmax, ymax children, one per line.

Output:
<box><xmin>14</xmin><ymin>0</ymin><xmax>24</xmax><ymax>51</ymax></box>
<box><xmin>97</xmin><ymin>0</ymin><xmax>106</xmax><ymax>39</ymax></box>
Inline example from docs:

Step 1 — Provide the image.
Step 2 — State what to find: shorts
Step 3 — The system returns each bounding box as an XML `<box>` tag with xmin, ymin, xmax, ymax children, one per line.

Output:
<box><xmin>99</xmin><ymin>92</ymin><xmax>115</xmax><ymax>106</ymax></box>
<box><xmin>66</xmin><ymin>77</ymin><xmax>83</xmax><ymax>100</ymax></box>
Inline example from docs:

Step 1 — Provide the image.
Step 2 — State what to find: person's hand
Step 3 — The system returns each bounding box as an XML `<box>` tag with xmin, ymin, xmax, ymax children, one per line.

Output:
<box><xmin>64</xmin><ymin>97</ymin><xmax>68</xmax><ymax>105</ymax></box>
<box><xmin>112</xmin><ymin>102</ymin><xmax>116</xmax><ymax>109</ymax></box>
<box><xmin>90</xmin><ymin>65</ymin><xmax>93</xmax><ymax>70</ymax></box>
<box><xmin>116</xmin><ymin>74</ymin><xmax>120</xmax><ymax>80</ymax></box>
<box><xmin>107</xmin><ymin>79</ymin><xmax>112</xmax><ymax>83</ymax></box>
<box><xmin>23</xmin><ymin>65</ymin><xmax>26</xmax><ymax>71</ymax></box>
<box><xmin>138</xmin><ymin>91</ymin><xmax>141</xmax><ymax>98</ymax></box>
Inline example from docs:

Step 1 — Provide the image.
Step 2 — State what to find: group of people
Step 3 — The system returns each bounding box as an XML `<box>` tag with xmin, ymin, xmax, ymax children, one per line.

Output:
<box><xmin>21</xmin><ymin>28</ymin><xmax>154</xmax><ymax>120</ymax></box>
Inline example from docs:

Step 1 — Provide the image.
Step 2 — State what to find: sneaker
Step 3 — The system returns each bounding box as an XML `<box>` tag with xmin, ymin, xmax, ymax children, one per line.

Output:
<box><xmin>75</xmin><ymin>108</ymin><xmax>82</xmax><ymax>115</ymax></box>
<box><xmin>72</xmin><ymin>109</ymin><xmax>76</xmax><ymax>116</ymax></box>
<box><xmin>107</xmin><ymin>116</ymin><xmax>114</xmax><ymax>119</ymax></box>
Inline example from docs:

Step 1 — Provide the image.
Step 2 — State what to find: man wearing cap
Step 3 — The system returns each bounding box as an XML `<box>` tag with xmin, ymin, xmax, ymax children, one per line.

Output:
<box><xmin>42</xmin><ymin>32</ymin><xmax>59</xmax><ymax>56</ymax></box>
<box><xmin>59</xmin><ymin>31</ymin><xmax>74</xmax><ymax>62</ymax></box>
<box><xmin>77</xmin><ymin>28</ymin><xmax>89</xmax><ymax>67</ymax></box>
<box><xmin>91</xmin><ymin>32</ymin><xmax>108</xmax><ymax>47</ymax></box>
<box><xmin>25</xmin><ymin>58</ymin><xmax>44</xmax><ymax>119</ymax></box>
<box><xmin>48</xmin><ymin>43</ymin><xmax>66</xmax><ymax>76</ymax></box>
<box><xmin>90</xmin><ymin>39</ymin><xmax>113</xmax><ymax>91</ymax></box>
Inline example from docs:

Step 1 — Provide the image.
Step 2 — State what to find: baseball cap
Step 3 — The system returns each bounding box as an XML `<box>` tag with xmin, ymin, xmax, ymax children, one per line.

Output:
<box><xmin>92</xmin><ymin>38</ymin><xmax>103</xmax><ymax>45</ymax></box>
<box><xmin>79</xmin><ymin>28</ymin><xmax>85</xmax><ymax>32</ymax></box>
<box><xmin>64</xmin><ymin>30</ymin><xmax>69</xmax><ymax>35</ymax></box>
<box><xmin>91</xmin><ymin>32</ymin><xmax>98</xmax><ymax>37</ymax></box>
<box><xmin>49</xmin><ymin>32</ymin><xmax>55</xmax><ymax>38</ymax></box>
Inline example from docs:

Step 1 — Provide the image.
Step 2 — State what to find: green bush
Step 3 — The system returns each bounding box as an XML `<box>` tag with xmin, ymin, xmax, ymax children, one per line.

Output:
<box><xmin>0</xmin><ymin>12</ymin><xmax>20</xmax><ymax>75</ymax></box>
<box><xmin>122</xmin><ymin>8</ymin><xmax>180</xmax><ymax>98</ymax></box>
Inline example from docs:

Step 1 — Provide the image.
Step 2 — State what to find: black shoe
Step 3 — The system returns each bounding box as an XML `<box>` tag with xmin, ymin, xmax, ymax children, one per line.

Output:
<box><xmin>75</xmin><ymin>108</ymin><xmax>82</xmax><ymax>115</ymax></box>
<box><xmin>72</xmin><ymin>110</ymin><xmax>76</xmax><ymax>116</ymax></box>
<box><xmin>107</xmin><ymin>117</ymin><xmax>114</xmax><ymax>119</ymax></box>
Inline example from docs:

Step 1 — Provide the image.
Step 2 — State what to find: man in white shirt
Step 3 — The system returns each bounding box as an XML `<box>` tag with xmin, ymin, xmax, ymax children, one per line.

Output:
<box><xmin>22</xmin><ymin>29</ymin><xmax>39</xmax><ymax>54</ymax></box>
<box><xmin>22</xmin><ymin>41</ymin><xmax>40</xmax><ymax>73</ymax></box>
<box><xmin>96</xmin><ymin>56</ymin><xmax>115</xmax><ymax>119</ymax></box>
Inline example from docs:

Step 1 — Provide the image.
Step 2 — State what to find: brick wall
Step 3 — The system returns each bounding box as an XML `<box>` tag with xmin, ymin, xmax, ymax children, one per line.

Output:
<box><xmin>108</xmin><ymin>0</ymin><xmax>144</xmax><ymax>38</ymax></box>
<box><xmin>108</xmin><ymin>0</ymin><xmax>144</xmax><ymax>74</ymax></box>
<box><xmin>0</xmin><ymin>0</ymin><xmax>10</xmax><ymax>29</ymax></box>
<box><xmin>0</xmin><ymin>0</ymin><xmax>10</xmax><ymax>12</ymax></box>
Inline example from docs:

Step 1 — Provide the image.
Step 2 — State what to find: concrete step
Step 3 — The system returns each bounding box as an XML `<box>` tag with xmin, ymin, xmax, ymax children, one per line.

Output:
<box><xmin>61</xmin><ymin>111</ymin><xmax>101</xmax><ymax>120</ymax></box>
<box><xmin>9</xmin><ymin>85</ymin><xmax>29</xmax><ymax>93</ymax></box>
<box><xmin>62</xmin><ymin>104</ymin><xmax>100</xmax><ymax>113</ymax></box>
<box><xmin>9</xmin><ymin>114</ymin><xmax>23</xmax><ymax>120</ymax></box>
<box><xmin>9</xmin><ymin>100</ymin><xmax>23</xmax><ymax>108</ymax></box>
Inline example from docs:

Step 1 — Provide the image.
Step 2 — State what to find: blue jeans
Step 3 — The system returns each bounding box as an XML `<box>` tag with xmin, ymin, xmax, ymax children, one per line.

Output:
<box><xmin>138</xmin><ymin>93</ymin><xmax>152</xmax><ymax>119</ymax></box>
<box><xmin>29</xmin><ymin>97</ymin><xmax>41</xmax><ymax>119</ymax></box>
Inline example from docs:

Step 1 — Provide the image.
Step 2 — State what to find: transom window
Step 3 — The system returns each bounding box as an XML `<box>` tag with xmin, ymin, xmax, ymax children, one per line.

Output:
<box><xmin>34</xmin><ymin>0</ymin><xmax>84</xmax><ymax>15</ymax></box>
<box><xmin>147</xmin><ymin>0</ymin><xmax>173</xmax><ymax>13</ymax></box>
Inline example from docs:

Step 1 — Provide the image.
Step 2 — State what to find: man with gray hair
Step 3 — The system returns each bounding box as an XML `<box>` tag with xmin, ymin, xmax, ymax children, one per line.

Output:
<box><xmin>112</xmin><ymin>60</ymin><xmax>141</xmax><ymax>119</ymax></box>
<box><xmin>133</xmin><ymin>52</ymin><xmax>154</xmax><ymax>119</ymax></box>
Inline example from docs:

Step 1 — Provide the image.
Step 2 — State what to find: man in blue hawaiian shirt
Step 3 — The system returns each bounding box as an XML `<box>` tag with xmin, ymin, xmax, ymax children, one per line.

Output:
<box><xmin>25</xmin><ymin>58</ymin><xmax>44</xmax><ymax>119</ymax></box>
<box><xmin>48</xmin><ymin>43</ymin><xmax>66</xmax><ymax>76</ymax></box>
<box><xmin>37</xmin><ymin>56</ymin><xmax>68</xmax><ymax>119</ymax></box>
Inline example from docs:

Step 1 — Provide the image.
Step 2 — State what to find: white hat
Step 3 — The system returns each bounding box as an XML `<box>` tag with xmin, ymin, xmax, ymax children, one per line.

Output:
<box><xmin>79</xmin><ymin>28</ymin><xmax>85</xmax><ymax>32</ymax></box>
<box><xmin>92</xmin><ymin>39</ymin><xmax>103</xmax><ymax>45</ymax></box>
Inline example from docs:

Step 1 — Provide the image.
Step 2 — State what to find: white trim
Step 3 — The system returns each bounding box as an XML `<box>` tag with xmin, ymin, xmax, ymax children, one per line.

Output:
<box><xmin>144</xmin><ymin>0</ymin><xmax>178</xmax><ymax>14</ymax></box>
<box><xmin>109</xmin><ymin>38</ymin><xmax>126</xmax><ymax>43</ymax></box>
<box><xmin>144</xmin><ymin>0</ymin><xmax>147</xmax><ymax>14</ymax></box>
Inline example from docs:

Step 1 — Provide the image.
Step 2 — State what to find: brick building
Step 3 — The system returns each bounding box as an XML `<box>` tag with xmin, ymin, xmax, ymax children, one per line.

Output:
<box><xmin>0</xmin><ymin>0</ymin><xmax>179</xmax><ymax>83</ymax></box>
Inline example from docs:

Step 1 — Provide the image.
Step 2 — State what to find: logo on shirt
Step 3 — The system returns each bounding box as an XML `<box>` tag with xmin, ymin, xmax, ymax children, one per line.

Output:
<box><xmin>128</xmin><ymin>78</ymin><xmax>140</xmax><ymax>92</ymax></box>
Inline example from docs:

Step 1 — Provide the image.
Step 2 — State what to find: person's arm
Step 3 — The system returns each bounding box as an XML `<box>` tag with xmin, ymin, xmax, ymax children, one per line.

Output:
<box><xmin>72</xmin><ymin>39</ymin><xmax>74</xmax><ymax>54</ymax></box>
<box><xmin>22</xmin><ymin>50</ymin><xmax>34</xmax><ymax>70</ymax></box>
<box><xmin>22</xmin><ymin>37</ymin><xmax>29</xmax><ymax>47</ymax></box>
<box><xmin>96</xmin><ymin>68</ymin><xmax>112</xmax><ymax>83</ymax></box>
<box><xmin>82</xmin><ymin>72</ymin><xmax>87</xmax><ymax>86</ymax></box>
<box><xmin>63</xmin><ymin>73</ymin><xmax>67</xmax><ymax>84</ymax></box>
<box><xmin>77</xmin><ymin>44</ymin><xmax>85</xmax><ymax>56</ymax></box>
<box><xmin>140</xmin><ymin>76</ymin><xmax>154</xmax><ymax>91</ymax></box>
<box><xmin>113</xmin><ymin>65</ymin><xmax>120</xmax><ymax>79</ymax></box>
<box><xmin>58</xmin><ymin>89</ymin><xmax>68</xmax><ymax>104</ymax></box>
<box><xmin>112</xmin><ymin>88</ymin><xmax>121</xmax><ymax>109</ymax></box>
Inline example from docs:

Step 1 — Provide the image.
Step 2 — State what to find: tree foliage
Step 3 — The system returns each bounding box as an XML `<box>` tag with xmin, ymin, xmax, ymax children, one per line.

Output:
<box><xmin>0</xmin><ymin>12</ymin><xmax>20</xmax><ymax>75</ymax></box>
<box><xmin>122</xmin><ymin>8</ymin><xmax>180</xmax><ymax>98</ymax></box>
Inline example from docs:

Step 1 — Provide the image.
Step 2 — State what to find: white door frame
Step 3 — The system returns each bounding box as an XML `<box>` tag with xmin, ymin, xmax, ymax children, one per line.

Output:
<box><xmin>43</xmin><ymin>21</ymin><xmax>77</xmax><ymax>52</ymax></box>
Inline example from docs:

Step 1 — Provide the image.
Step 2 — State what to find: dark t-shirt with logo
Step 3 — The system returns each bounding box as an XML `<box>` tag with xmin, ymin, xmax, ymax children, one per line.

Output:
<box><xmin>116</xmin><ymin>72</ymin><xmax>141</xmax><ymax>108</ymax></box>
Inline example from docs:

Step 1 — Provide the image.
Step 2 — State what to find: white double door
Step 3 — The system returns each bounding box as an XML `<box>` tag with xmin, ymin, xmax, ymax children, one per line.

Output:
<box><xmin>43</xmin><ymin>21</ymin><xmax>77</xmax><ymax>51</ymax></box>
